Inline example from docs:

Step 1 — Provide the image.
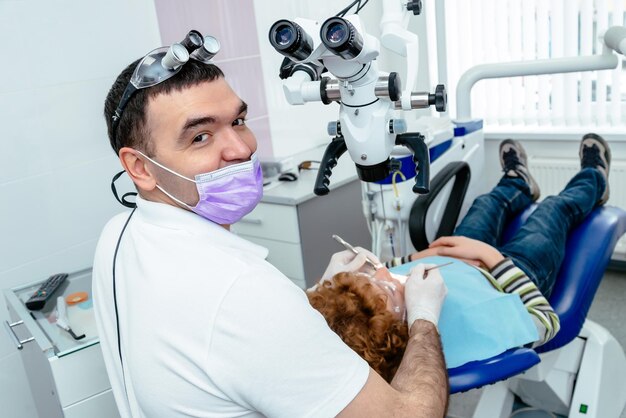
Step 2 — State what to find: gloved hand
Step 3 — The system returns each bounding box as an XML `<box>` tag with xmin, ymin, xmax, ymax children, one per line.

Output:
<box><xmin>404</xmin><ymin>264</ymin><xmax>448</xmax><ymax>328</ymax></box>
<box><xmin>321</xmin><ymin>247</ymin><xmax>382</xmax><ymax>282</ymax></box>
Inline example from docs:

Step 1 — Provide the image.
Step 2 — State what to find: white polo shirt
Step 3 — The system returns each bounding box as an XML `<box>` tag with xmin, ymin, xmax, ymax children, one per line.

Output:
<box><xmin>93</xmin><ymin>196</ymin><xmax>369</xmax><ymax>418</ymax></box>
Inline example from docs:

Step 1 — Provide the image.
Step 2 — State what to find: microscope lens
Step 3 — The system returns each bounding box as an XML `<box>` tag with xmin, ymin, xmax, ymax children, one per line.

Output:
<box><xmin>276</xmin><ymin>25</ymin><xmax>294</xmax><ymax>46</ymax></box>
<box><xmin>326</xmin><ymin>23</ymin><xmax>346</xmax><ymax>44</ymax></box>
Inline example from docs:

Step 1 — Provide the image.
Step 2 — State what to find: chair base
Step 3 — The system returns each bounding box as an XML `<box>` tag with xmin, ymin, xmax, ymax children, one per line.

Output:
<box><xmin>472</xmin><ymin>320</ymin><xmax>626</xmax><ymax>418</ymax></box>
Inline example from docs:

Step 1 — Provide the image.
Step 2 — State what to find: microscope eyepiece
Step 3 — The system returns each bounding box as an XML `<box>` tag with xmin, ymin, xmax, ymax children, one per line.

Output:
<box><xmin>326</xmin><ymin>22</ymin><xmax>347</xmax><ymax>44</ymax></box>
<box><xmin>269</xmin><ymin>20</ymin><xmax>314</xmax><ymax>61</ymax></box>
<box><xmin>320</xmin><ymin>17</ymin><xmax>363</xmax><ymax>59</ymax></box>
<box><xmin>275</xmin><ymin>25</ymin><xmax>294</xmax><ymax>46</ymax></box>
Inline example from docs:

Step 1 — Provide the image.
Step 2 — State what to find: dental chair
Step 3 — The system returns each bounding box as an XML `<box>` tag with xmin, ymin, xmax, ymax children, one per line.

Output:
<box><xmin>411</xmin><ymin>182</ymin><xmax>626</xmax><ymax>417</ymax></box>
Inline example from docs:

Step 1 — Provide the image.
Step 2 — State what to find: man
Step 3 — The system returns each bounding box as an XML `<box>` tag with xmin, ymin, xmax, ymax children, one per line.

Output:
<box><xmin>93</xmin><ymin>34</ymin><xmax>448</xmax><ymax>417</ymax></box>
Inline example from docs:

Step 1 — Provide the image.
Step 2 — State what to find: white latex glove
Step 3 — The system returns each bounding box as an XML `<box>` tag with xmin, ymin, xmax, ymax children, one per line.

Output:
<box><xmin>321</xmin><ymin>247</ymin><xmax>382</xmax><ymax>282</ymax></box>
<box><xmin>405</xmin><ymin>263</ymin><xmax>448</xmax><ymax>328</ymax></box>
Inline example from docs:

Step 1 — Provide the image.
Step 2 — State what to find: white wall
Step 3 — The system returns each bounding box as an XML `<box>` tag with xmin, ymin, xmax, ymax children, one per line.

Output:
<box><xmin>0</xmin><ymin>1</ymin><xmax>161</xmax><ymax>416</ymax></box>
<box><xmin>252</xmin><ymin>0</ymin><xmax>433</xmax><ymax>158</ymax></box>
<box><xmin>0</xmin><ymin>1</ymin><xmax>435</xmax><ymax>415</ymax></box>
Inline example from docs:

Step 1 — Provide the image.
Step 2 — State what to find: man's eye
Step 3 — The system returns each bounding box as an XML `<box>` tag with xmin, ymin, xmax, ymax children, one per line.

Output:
<box><xmin>193</xmin><ymin>133</ymin><xmax>210</xmax><ymax>143</ymax></box>
<box><xmin>232</xmin><ymin>118</ymin><xmax>246</xmax><ymax>127</ymax></box>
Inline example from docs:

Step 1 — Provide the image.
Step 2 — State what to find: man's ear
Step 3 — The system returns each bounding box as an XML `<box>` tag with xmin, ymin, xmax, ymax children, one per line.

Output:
<box><xmin>119</xmin><ymin>147</ymin><xmax>157</xmax><ymax>192</ymax></box>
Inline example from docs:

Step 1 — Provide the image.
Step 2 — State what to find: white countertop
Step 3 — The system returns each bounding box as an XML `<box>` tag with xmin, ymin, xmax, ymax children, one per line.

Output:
<box><xmin>260</xmin><ymin>144</ymin><xmax>361</xmax><ymax>205</ymax></box>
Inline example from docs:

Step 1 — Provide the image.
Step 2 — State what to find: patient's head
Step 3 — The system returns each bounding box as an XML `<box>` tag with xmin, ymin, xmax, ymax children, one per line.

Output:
<box><xmin>307</xmin><ymin>270</ymin><xmax>409</xmax><ymax>382</ymax></box>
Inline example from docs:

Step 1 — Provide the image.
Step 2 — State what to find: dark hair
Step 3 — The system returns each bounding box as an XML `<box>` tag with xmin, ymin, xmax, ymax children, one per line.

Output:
<box><xmin>104</xmin><ymin>59</ymin><xmax>224</xmax><ymax>156</ymax></box>
<box><xmin>307</xmin><ymin>272</ymin><xmax>409</xmax><ymax>382</ymax></box>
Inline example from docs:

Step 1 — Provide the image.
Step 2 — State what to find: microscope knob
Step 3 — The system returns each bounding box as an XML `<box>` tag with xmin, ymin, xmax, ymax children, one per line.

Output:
<box><xmin>389</xmin><ymin>119</ymin><xmax>407</xmax><ymax>134</ymax></box>
<box><xmin>327</xmin><ymin>121</ymin><xmax>341</xmax><ymax>137</ymax></box>
<box><xmin>429</xmin><ymin>84</ymin><xmax>447</xmax><ymax>112</ymax></box>
<box><xmin>388</xmin><ymin>72</ymin><xmax>401</xmax><ymax>102</ymax></box>
<box><xmin>406</xmin><ymin>0</ymin><xmax>423</xmax><ymax>15</ymax></box>
<box><xmin>279</xmin><ymin>57</ymin><xmax>296</xmax><ymax>80</ymax></box>
<box><xmin>375</xmin><ymin>73</ymin><xmax>401</xmax><ymax>101</ymax></box>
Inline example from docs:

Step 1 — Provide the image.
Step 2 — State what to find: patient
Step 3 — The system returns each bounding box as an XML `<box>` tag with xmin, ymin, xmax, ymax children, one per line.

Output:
<box><xmin>307</xmin><ymin>134</ymin><xmax>611</xmax><ymax>381</ymax></box>
<box><xmin>307</xmin><ymin>269</ymin><xmax>410</xmax><ymax>382</ymax></box>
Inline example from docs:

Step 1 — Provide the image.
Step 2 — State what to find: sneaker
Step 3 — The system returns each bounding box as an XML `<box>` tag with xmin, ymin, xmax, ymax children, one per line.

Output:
<box><xmin>499</xmin><ymin>139</ymin><xmax>541</xmax><ymax>202</ymax></box>
<box><xmin>580</xmin><ymin>133</ymin><xmax>611</xmax><ymax>205</ymax></box>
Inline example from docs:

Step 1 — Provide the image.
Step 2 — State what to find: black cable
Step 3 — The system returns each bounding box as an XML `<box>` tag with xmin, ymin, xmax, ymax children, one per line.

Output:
<box><xmin>336</xmin><ymin>0</ymin><xmax>361</xmax><ymax>17</ymax></box>
<box><xmin>111</xmin><ymin>170</ymin><xmax>138</xmax><ymax>208</ymax></box>
<box><xmin>336</xmin><ymin>1</ymin><xmax>356</xmax><ymax>17</ymax></box>
<box><xmin>336</xmin><ymin>0</ymin><xmax>370</xmax><ymax>17</ymax></box>
<box><xmin>112</xmin><ymin>207</ymin><xmax>137</xmax><ymax>399</ymax></box>
<box><xmin>356</xmin><ymin>0</ymin><xmax>370</xmax><ymax>13</ymax></box>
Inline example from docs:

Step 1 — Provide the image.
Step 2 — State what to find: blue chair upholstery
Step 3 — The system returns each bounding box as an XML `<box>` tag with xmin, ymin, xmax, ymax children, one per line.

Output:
<box><xmin>449</xmin><ymin>347</ymin><xmax>540</xmax><ymax>394</ymax></box>
<box><xmin>448</xmin><ymin>205</ymin><xmax>626</xmax><ymax>394</ymax></box>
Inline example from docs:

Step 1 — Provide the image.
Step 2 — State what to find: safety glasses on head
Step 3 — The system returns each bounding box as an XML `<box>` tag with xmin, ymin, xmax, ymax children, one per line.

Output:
<box><xmin>111</xmin><ymin>30</ymin><xmax>221</xmax><ymax>138</ymax></box>
<box><xmin>366</xmin><ymin>275</ymin><xmax>406</xmax><ymax>320</ymax></box>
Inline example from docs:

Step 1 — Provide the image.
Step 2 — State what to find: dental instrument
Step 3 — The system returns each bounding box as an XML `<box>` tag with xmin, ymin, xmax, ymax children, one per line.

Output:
<box><xmin>423</xmin><ymin>261</ymin><xmax>453</xmax><ymax>278</ymax></box>
<box><xmin>332</xmin><ymin>234</ymin><xmax>383</xmax><ymax>269</ymax></box>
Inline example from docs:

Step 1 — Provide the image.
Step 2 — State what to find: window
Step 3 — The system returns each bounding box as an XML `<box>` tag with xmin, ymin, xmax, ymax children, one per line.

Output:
<box><xmin>436</xmin><ymin>0</ymin><xmax>625</xmax><ymax>131</ymax></box>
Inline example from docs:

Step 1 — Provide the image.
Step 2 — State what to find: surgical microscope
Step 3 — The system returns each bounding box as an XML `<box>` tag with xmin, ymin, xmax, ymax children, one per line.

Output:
<box><xmin>268</xmin><ymin>0</ymin><xmax>481</xmax><ymax>260</ymax></box>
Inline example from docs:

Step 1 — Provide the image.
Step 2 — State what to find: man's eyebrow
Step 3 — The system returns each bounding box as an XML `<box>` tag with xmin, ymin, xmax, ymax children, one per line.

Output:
<box><xmin>180</xmin><ymin>116</ymin><xmax>217</xmax><ymax>135</ymax></box>
<box><xmin>178</xmin><ymin>101</ymin><xmax>248</xmax><ymax>140</ymax></box>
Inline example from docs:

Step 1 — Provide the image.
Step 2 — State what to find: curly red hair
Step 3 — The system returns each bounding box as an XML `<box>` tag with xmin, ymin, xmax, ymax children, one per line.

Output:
<box><xmin>307</xmin><ymin>272</ymin><xmax>409</xmax><ymax>382</ymax></box>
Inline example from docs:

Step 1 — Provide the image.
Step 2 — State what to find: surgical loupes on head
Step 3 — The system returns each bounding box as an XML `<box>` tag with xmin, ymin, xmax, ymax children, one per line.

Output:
<box><xmin>111</xmin><ymin>30</ymin><xmax>220</xmax><ymax>138</ymax></box>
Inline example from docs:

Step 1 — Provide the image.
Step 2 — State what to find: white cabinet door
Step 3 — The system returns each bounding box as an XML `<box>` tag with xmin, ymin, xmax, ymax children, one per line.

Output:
<box><xmin>232</xmin><ymin>203</ymin><xmax>300</xmax><ymax>243</ymax></box>
<box><xmin>63</xmin><ymin>389</ymin><xmax>120</xmax><ymax>418</ymax></box>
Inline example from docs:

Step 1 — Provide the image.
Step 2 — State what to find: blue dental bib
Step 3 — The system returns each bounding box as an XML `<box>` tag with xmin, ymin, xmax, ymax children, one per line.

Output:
<box><xmin>391</xmin><ymin>256</ymin><xmax>539</xmax><ymax>368</ymax></box>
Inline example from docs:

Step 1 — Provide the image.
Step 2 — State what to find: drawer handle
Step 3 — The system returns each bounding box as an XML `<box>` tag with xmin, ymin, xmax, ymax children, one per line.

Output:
<box><xmin>3</xmin><ymin>320</ymin><xmax>35</xmax><ymax>350</ymax></box>
<box><xmin>238</xmin><ymin>217</ymin><xmax>263</xmax><ymax>225</ymax></box>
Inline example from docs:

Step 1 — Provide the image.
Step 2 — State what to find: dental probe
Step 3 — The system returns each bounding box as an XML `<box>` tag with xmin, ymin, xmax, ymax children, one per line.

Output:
<box><xmin>391</xmin><ymin>261</ymin><xmax>454</xmax><ymax>283</ymax></box>
<box><xmin>423</xmin><ymin>261</ymin><xmax>454</xmax><ymax>278</ymax></box>
<box><xmin>332</xmin><ymin>235</ymin><xmax>383</xmax><ymax>270</ymax></box>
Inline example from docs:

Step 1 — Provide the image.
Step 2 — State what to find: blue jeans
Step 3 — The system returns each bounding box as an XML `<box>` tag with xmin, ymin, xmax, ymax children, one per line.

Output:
<box><xmin>453</xmin><ymin>168</ymin><xmax>606</xmax><ymax>298</ymax></box>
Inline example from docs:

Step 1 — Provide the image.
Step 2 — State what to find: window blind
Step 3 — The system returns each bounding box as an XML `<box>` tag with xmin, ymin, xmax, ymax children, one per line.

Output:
<box><xmin>440</xmin><ymin>0</ymin><xmax>625</xmax><ymax>129</ymax></box>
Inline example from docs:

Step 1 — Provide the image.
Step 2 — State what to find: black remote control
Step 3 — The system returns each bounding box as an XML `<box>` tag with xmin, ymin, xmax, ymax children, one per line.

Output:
<box><xmin>25</xmin><ymin>273</ymin><xmax>68</xmax><ymax>311</ymax></box>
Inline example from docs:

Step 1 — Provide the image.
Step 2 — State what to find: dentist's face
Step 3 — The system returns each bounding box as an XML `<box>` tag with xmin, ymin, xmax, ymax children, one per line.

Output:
<box><xmin>144</xmin><ymin>77</ymin><xmax>257</xmax><ymax>206</ymax></box>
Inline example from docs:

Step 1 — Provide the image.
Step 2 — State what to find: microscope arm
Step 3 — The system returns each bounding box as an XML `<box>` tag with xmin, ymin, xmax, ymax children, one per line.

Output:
<box><xmin>395</xmin><ymin>132</ymin><xmax>430</xmax><ymax>194</ymax></box>
<box><xmin>381</xmin><ymin>0</ymin><xmax>419</xmax><ymax>110</ymax></box>
<box><xmin>314</xmin><ymin>136</ymin><xmax>348</xmax><ymax>196</ymax></box>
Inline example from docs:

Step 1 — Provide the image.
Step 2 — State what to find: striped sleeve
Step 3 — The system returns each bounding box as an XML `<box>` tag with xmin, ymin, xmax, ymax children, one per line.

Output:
<box><xmin>384</xmin><ymin>255</ymin><xmax>412</xmax><ymax>268</ymax></box>
<box><xmin>490</xmin><ymin>258</ymin><xmax>561</xmax><ymax>347</ymax></box>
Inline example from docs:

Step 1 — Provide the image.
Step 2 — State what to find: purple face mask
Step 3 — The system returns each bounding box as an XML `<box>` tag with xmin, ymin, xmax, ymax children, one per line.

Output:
<box><xmin>137</xmin><ymin>151</ymin><xmax>263</xmax><ymax>225</ymax></box>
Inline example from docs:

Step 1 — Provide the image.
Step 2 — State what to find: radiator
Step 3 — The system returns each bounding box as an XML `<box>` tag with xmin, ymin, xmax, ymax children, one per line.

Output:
<box><xmin>529</xmin><ymin>157</ymin><xmax>626</xmax><ymax>257</ymax></box>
